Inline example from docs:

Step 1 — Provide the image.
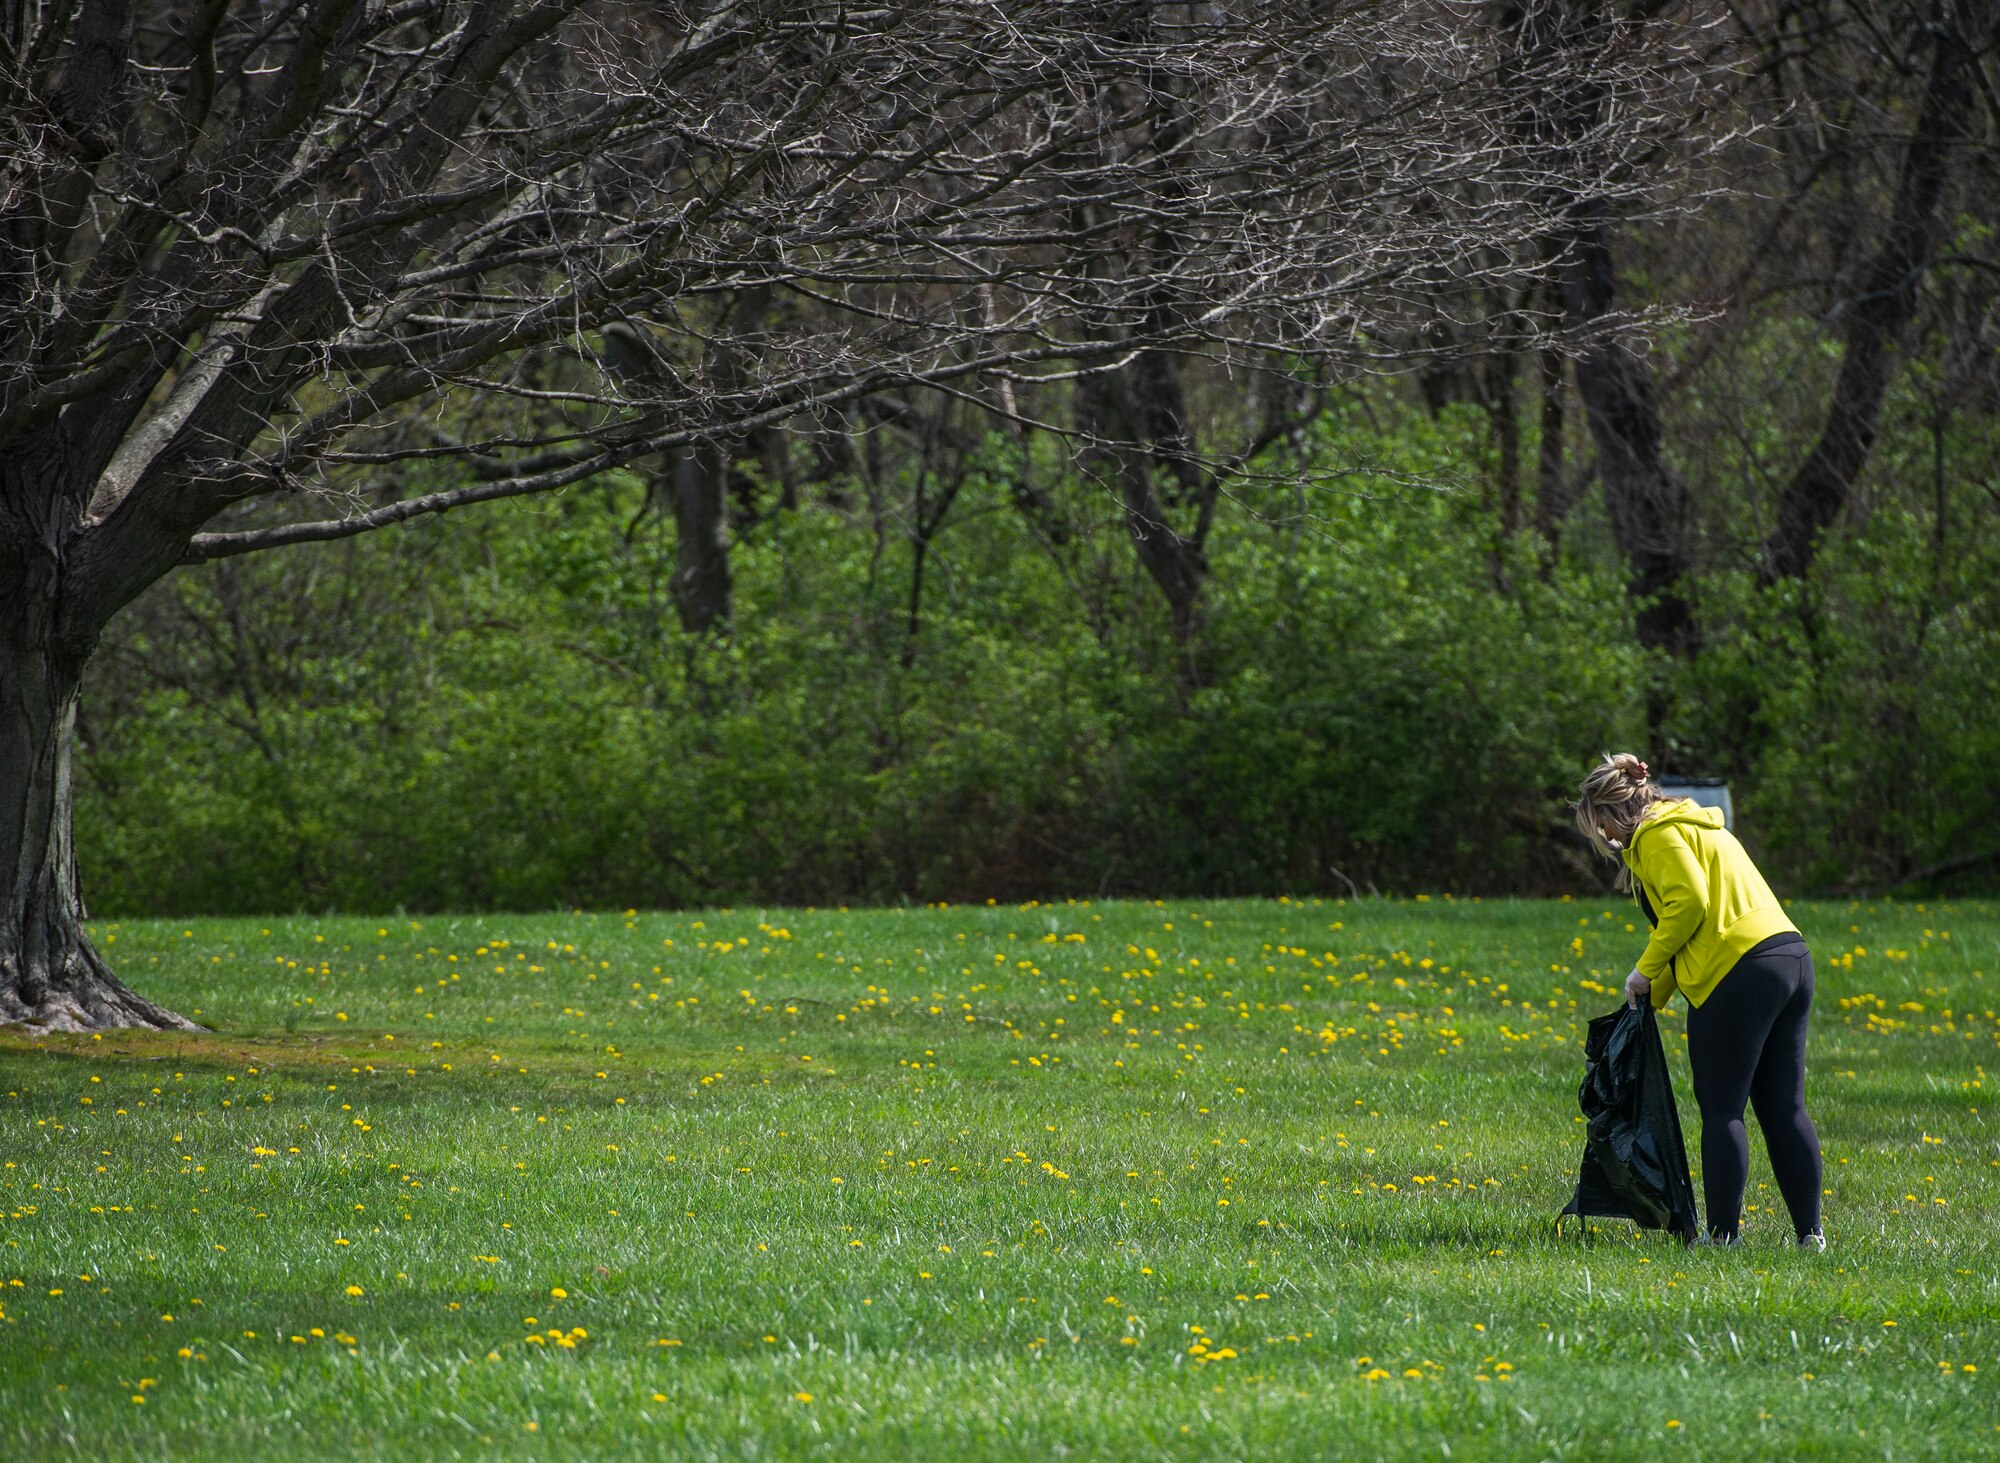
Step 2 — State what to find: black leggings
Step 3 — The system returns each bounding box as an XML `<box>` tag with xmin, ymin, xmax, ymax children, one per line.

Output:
<box><xmin>1685</xmin><ymin>935</ymin><xmax>1823</xmax><ymax>1240</ymax></box>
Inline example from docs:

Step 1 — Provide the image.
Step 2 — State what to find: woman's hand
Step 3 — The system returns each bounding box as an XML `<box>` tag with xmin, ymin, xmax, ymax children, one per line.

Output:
<box><xmin>1624</xmin><ymin>968</ymin><xmax>1651</xmax><ymax>1008</ymax></box>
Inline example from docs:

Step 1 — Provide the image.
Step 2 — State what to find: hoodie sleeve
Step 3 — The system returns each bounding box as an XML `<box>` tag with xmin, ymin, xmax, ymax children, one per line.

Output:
<box><xmin>1633</xmin><ymin>826</ymin><xmax>1705</xmax><ymax>1001</ymax></box>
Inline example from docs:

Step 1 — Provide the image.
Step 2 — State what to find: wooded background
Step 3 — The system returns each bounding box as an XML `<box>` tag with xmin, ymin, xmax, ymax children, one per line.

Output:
<box><xmin>30</xmin><ymin>1</ymin><xmax>2000</xmax><ymax>919</ymax></box>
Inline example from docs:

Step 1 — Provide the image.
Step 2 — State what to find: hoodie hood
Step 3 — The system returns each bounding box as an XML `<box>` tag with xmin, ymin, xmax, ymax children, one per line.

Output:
<box><xmin>1623</xmin><ymin>798</ymin><xmax>1724</xmax><ymax>860</ymax></box>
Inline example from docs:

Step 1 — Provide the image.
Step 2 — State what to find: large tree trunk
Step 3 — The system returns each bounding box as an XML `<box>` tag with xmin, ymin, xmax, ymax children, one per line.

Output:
<box><xmin>0</xmin><ymin>613</ymin><xmax>197</xmax><ymax>1031</ymax></box>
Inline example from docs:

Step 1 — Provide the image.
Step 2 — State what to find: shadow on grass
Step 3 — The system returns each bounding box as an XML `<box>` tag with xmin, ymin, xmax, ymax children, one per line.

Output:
<box><xmin>0</xmin><ymin>1022</ymin><xmax>844</xmax><ymax>1099</ymax></box>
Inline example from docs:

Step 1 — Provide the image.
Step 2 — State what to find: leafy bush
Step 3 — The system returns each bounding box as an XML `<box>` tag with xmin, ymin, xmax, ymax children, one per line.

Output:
<box><xmin>75</xmin><ymin>381</ymin><xmax>1999</xmax><ymax>913</ymax></box>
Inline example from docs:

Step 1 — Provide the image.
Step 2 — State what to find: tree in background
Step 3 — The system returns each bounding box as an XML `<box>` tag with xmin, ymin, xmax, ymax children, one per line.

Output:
<box><xmin>0</xmin><ymin>0</ymin><xmax>1709</xmax><ymax>1028</ymax></box>
<box><xmin>1547</xmin><ymin>0</ymin><xmax>1993</xmax><ymax>630</ymax></box>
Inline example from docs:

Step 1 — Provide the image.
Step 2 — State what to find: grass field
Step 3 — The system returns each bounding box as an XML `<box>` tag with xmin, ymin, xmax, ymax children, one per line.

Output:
<box><xmin>2</xmin><ymin>895</ymin><xmax>1996</xmax><ymax>1460</ymax></box>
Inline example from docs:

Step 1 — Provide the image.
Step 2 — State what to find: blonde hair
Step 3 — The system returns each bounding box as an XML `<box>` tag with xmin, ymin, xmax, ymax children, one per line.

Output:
<box><xmin>1574</xmin><ymin>752</ymin><xmax>1662</xmax><ymax>883</ymax></box>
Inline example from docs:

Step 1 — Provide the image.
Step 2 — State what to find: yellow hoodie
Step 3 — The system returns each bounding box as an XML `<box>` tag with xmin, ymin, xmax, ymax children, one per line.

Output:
<box><xmin>1622</xmin><ymin>800</ymin><xmax>1798</xmax><ymax>1009</ymax></box>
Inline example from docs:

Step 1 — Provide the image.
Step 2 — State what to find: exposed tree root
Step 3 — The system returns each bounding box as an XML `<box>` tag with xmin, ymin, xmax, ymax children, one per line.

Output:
<box><xmin>0</xmin><ymin>945</ymin><xmax>202</xmax><ymax>1033</ymax></box>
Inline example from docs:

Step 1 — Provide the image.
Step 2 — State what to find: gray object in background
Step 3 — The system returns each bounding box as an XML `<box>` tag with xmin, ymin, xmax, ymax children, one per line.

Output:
<box><xmin>1656</xmin><ymin>777</ymin><xmax>1734</xmax><ymax>832</ymax></box>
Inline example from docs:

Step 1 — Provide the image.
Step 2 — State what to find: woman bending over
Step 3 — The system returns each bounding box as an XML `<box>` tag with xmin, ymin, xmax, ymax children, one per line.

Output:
<box><xmin>1576</xmin><ymin>753</ymin><xmax>1826</xmax><ymax>1250</ymax></box>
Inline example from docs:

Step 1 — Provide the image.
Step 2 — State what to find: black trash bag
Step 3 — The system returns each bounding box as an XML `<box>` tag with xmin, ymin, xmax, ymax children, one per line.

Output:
<box><xmin>1559</xmin><ymin>1003</ymin><xmax>1698</xmax><ymax>1240</ymax></box>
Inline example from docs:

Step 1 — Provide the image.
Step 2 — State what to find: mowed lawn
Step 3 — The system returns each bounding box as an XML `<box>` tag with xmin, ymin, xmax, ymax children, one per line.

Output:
<box><xmin>1</xmin><ymin>897</ymin><xmax>1996</xmax><ymax>1460</ymax></box>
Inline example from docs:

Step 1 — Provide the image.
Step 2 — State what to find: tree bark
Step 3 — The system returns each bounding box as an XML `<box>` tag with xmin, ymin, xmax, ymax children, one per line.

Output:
<box><xmin>0</xmin><ymin>605</ymin><xmax>197</xmax><ymax>1031</ymax></box>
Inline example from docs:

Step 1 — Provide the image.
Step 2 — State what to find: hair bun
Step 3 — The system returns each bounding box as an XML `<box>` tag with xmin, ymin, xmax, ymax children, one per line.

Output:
<box><xmin>1611</xmin><ymin>752</ymin><xmax>1650</xmax><ymax>783</ymax></box>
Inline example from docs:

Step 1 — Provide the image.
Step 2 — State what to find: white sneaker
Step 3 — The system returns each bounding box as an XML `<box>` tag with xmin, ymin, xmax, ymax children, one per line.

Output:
<box><xmin>1693</xmin><ymin>1231</ymin><xmax>1741</xmax><ymax>1249</ymax></box>
<box><xmin>1797</xmin><ymin>1229</ymin><xmax>1827</xmax><ymax>1252</ymax></box>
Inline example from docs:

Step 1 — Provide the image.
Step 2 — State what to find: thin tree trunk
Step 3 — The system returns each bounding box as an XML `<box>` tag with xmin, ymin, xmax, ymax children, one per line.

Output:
<box><xmin>0</xmin><ymin>621</ymin><xmax>196</xmax><ymax>1031</ymax></box>
<box><xmin>1533</xmin><ymin>346</ymin><xmax>1574</xmax><ymax>546</ymax></box>
<box><xmin>1509</xmin><ymin>0</ymin><xmax>1695</xmax><ymax>652</ymax></box>
<box><xmin>1479</xmin><ymin>343</ymin><xmax>1523</xmax><ymax>590</ymax></box>
<box><xmin>1078</xmin><ymin>359</ymin><xmax>1213</xmax><ymax>684</ymax></box>
<box><xmin>668</xmin><ymin>441</ymin><xmax>733</xmax><ymax>634</ymax></box>
<box><xmin>1485</xmin><ymin>349</ymin><xmax>1522</xmax><ymax>541</ymax></box>
<box><xmin>1560</xmin><ymin>203</ymin><xmax>1699</xmax><ymax>657</ymax></box>
<box><xmin>900</xmin><ymin>426</ymin><xmax>968</xmax><ymax>669</ymax></box>
<box><xmin>606</xmin><ymin>287</ymin><xmax>773</xmax><ymax>636</ymax></box>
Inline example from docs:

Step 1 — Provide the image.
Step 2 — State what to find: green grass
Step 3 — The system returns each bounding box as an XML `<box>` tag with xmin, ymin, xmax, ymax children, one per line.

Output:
<box><xmin>2</xmin><ymin>896</ymin><xmax>1996</xmax><ymax>1460</ymax></box>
